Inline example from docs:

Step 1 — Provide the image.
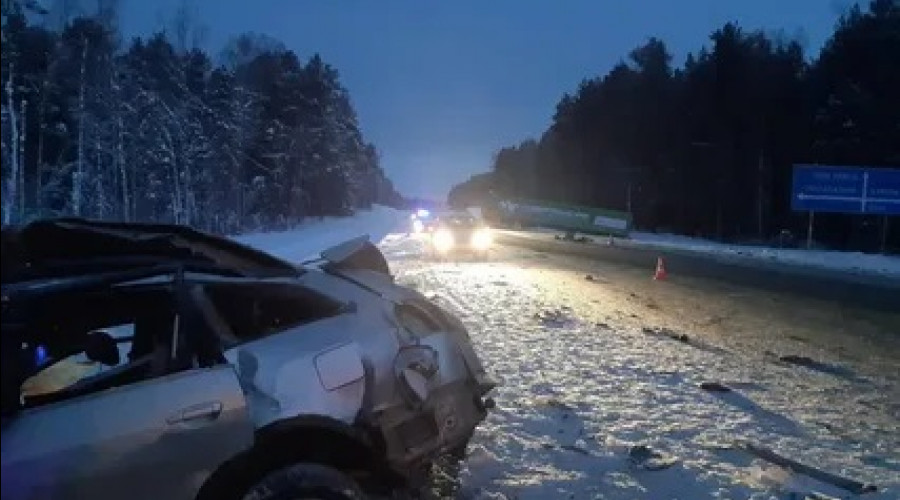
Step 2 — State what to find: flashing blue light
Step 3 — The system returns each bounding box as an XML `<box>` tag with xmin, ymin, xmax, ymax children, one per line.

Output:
<box><xmin>416</xmin><ymin>209</ymin><xmax>431</xmax><ymax>218</ymax></box>
<box><xmin>35</xmin><ymin>345</ymin><xmax>48</xmax><ymax>365</ymax></box>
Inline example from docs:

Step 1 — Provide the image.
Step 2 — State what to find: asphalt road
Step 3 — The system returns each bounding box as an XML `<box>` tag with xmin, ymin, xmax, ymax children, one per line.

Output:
<box><xmin>496</xmin><ymin>230</ymin><xmax>900</xmax><ymax>313</ymax></box>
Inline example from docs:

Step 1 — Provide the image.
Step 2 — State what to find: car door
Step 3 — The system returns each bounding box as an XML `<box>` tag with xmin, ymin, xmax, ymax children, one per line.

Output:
<box><xmin>1</xmin><ymin>364</ymin><xmax>254</xmax><ymax>500</ymax></box>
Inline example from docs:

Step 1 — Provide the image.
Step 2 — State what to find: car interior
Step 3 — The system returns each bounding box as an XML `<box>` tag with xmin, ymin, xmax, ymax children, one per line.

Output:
<box><xmin>1</xmin><ymin>271</ymin><xmax>353</xmax><ymax>415</ymax></box>
<box><xmin>7</xmin><ymin>285</ymin><xmax>183</xmax><ymax>409</ymax></box>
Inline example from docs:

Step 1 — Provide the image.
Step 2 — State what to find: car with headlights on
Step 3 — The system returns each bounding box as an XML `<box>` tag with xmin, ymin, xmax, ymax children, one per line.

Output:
<box><xmin>428</xmin><ymin>212</ymin><xmax>493</xmax><ymax>259</ymax></box>
<box><xmin>1</xmin><ymin>218</ymin><xmax>495</xmax><ymax>500</ymax></box>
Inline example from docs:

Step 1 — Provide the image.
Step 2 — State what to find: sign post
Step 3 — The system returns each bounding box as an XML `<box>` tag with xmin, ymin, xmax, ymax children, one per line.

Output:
<box><xmin>792</xmin><ymin>165</ymin><xmax>900</xmax><ymax>251</ymax></box>
<box><xmin>806</xmin><ymin>211</ymin><xmax>814</xmax><ymax>250</ymax></box>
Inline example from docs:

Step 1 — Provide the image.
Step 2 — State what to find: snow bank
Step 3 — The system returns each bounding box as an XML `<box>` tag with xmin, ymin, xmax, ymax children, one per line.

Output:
<box><xmin>233</xmin><ymin>205</ymin><xmax>406</xmax><ymax>262</ymax></box>
<box><xmin>629</xmin><ymin>231</ymin><xmax>900</xmax><ymax>278</ymax></box>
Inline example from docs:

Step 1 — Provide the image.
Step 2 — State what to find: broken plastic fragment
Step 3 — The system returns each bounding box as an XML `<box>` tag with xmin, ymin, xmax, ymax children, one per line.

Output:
<box><xmin>628</xmin><ymin>444</ymin><xmax>678</xmax><ymax>471</ymax></box>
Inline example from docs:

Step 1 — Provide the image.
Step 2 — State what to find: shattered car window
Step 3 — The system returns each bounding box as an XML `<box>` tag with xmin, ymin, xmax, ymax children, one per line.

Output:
<box><xmin>204</xmin><ymin>282</ymin><xmax>345</xmax><ymax>340</ymax></box>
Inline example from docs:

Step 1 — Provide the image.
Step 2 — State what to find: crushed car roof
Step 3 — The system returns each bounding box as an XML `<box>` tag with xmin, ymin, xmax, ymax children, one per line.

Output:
<box><xmin>1</xmin><ymin>218</ymin><xmax>300</xmax><ymax>284</ymax></box>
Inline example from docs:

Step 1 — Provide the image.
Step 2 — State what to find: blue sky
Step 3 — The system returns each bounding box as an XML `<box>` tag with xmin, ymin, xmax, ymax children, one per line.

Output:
<box><xmin>116</xmin><ymin>0</ymin><xmax>848</xmax><ymax>199</ymax></box>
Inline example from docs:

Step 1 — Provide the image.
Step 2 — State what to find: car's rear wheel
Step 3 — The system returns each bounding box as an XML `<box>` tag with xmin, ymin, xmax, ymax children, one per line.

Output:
<box><xmin>242</xmin><ymin>463</ymin><xmax>366</xmax><ymax>500</ymax></box>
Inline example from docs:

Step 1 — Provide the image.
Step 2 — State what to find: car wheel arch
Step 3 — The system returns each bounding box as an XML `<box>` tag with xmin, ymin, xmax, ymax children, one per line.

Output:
<box><xmin>194</xmin><ymin>415</ymin><xmax>397</xmax><ymax>500</ymax></box>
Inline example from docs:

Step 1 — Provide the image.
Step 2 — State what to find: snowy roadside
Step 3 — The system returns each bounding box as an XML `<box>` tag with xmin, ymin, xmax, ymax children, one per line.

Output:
<box><xmin>232</xmin><ymin>205</ymin><xmax>406</xmax><ymax>262</ymax></box>
<box><xmin>502</xmin><ymin>227</ymin><xmax>900</xmax><ymax>278</ymax></box>
<box><xmin>629</xmin><ymin>231</ymin><xmax>900</xmax><ymax>278</ymax></box>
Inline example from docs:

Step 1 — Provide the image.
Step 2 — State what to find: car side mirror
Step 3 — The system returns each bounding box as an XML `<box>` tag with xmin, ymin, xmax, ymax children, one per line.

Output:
<box><xmin>85</xmin><ymin>330</ymin><xmax>120</xmax><ymax>366</ymax></box>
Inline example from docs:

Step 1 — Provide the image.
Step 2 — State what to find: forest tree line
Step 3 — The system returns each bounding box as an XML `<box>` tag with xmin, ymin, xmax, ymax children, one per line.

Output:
<box><xmin>1</xmin><ymin>0</ymin><xmax>404</xmax><ymax>234</ymax></box>
<box><xmin>450</xmin><ymin>0</ymin><xmax>899</xmax><ymax>251</ymax></box>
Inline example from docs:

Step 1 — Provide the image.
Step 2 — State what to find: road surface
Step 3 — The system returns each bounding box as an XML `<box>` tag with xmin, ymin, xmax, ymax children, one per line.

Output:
<box><xmin>381</xmin><ymin>233</ymin><xmax>900</xmax><ymax>500</ymax></box>
<box><xmin>495</xmin><ymin>230</ymin><xmax>900</xmax><ymax>312</ymax></box>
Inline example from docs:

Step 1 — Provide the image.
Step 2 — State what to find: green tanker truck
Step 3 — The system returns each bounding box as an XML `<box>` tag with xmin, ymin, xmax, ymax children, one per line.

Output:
<box><xmin>483</xmin><ymin>198</ymin><xmax>632</xmax><ymax>237</ymax></box>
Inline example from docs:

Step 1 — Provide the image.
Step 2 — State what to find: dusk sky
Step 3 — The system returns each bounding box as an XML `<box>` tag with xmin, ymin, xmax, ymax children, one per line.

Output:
<box><xmin>116</xmin><ymin>0</ymin><xmax>848</xmax><ymax>200</ymax></box>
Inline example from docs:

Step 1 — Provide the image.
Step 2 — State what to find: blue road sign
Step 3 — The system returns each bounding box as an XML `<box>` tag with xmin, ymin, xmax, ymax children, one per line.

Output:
<box><xmin>792</xmin><ymin>165</ymin><xmax>900</xmax><ymax>215</ymax></box>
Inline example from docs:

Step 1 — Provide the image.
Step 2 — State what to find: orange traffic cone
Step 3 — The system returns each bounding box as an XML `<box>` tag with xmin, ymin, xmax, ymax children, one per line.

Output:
<box><xmin>653</xmin><ymin>257</ymin><xmax>668</xmax><ymax>281</ymax></box>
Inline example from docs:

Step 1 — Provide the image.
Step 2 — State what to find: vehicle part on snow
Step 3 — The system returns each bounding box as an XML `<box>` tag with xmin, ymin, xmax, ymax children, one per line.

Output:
<box><xmin>642</xmin><ymin>326</ymin><xmax>690</xmax><ymax>343</ymax></box>
<box><xmin>739</xmin><ymin>442</ymin><xmax>877</xmax><ymax>494</ymax></box>
<box><xmin>777</xmin><ymin>354</ymin><xmax>857</xmax><ymax>379</ymax></box>
<box><xmin>699</xmin><ymin>381</ymin><xmax>732</xmax><ymax>393</ymax></box>
<box><xmin>534</xmin><ymin>307</ymin><xmax>577</xmax><ymax>328</ymax></box>
<box><xmin>627</xmin><ymin>444</ymin><xmax>678</xmax><ymax>471</ymax></box>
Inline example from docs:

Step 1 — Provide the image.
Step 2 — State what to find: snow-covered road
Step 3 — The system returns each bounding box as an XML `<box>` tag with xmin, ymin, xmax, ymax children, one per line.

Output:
<box><xmin>381</xmin><ymin>235</ymin><xmax>900</xmax><ymax>500</ymax></box>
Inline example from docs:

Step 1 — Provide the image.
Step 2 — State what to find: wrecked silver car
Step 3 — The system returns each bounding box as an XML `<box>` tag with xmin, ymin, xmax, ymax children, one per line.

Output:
<box><xmin>1</xmin><ymin>219</ymin><xmax>495</xmax><ymax>500</ymax></box>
